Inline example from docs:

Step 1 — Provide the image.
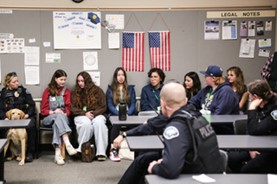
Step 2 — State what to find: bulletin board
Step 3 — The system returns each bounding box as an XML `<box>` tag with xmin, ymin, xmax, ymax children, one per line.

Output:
<box><xmin>0</xmin><ymin>9</ymin><xmax>275</xmax><ymax>97</ymax></box>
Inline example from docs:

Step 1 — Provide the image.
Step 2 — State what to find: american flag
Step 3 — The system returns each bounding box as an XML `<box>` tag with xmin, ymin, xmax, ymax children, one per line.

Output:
<box><xmin>149</xmin><ymin>31</ymin><xmax>171</xmax><ymax>71</ymax></box>
<box><xmin>122</xmin><ymin>32</ymin><xmax>145</xmax><ymax>72</ymax></box>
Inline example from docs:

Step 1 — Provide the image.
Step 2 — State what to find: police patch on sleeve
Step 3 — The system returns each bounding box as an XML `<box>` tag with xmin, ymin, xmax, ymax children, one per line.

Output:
<box><xmin>163</xmin><ymin>126</ymin><xmax>179</xmax><ymax>140</ymax></box>
<box><xmin>271</xmin><ymin>110</ymin><xmax>277</xmax><ymax>121</ymax></box>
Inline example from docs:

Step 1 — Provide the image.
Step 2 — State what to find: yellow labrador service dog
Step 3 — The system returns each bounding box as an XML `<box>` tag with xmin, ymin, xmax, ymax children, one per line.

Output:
<box><xmin>4</xmin><ymin>108</ymin><xmax>27</xmax><ymax>166</ymax></box>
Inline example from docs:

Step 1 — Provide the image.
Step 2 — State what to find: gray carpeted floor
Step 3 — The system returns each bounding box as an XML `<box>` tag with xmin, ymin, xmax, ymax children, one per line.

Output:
<box><xmin>4</xmin><ymin>151</ymin><xmax>132</xmax><ymax>184</ymax></box>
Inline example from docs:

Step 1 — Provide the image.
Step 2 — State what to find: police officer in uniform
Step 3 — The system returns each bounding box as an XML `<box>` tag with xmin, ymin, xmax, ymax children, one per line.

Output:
<box><xmin>228</xmin><ymin>79</ymin><xmax>277</xmax><ymax>173</ymax></box>
<box><xmin>0</xmin><ymin>72</ymin><xmax>36</xmax><ymax>162</ymax></box>
<box><xmin>117</xmin><ymin>82</ymin><xmax>222</xmax><ymax>184</ymax></box>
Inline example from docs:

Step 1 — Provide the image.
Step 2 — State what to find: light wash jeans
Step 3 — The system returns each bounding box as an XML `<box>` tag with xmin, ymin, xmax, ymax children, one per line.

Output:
<box><xmin>74</xmin><ymin>115</ymin><xmax>108</xmax><ymax>156</ymax></box>
<box><xmin>42</xmin><ymin>113</ymin><xmax>71</xmax><ymax>146</ymax></box>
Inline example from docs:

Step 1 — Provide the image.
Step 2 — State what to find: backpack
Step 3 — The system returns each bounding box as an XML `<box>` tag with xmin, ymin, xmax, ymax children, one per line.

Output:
<box><xmin>170</xmin><ymin>110</ymin><xmax>224</xmax><ymax>173</ymax></box>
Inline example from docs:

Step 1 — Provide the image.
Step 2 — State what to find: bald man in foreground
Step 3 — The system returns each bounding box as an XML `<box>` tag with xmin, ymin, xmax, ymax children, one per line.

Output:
<box><xmin>118</xmin><ymin>82</ymin><xmax>199</xmax><ymax>184</ymax></box>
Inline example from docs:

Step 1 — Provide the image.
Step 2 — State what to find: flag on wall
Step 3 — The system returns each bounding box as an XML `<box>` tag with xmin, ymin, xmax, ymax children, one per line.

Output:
<box><xmin>149</xmin><ymin>31</ymin><xmax>171</xmax><ymax>71</ymax></box>
<box><xmin>122</xmin><ymin>32</ymin><xmax>145</xmax><ymax>72</ymax></box>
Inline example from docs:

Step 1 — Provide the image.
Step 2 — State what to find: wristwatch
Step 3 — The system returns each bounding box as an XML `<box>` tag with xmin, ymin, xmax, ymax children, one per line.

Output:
<box><xmin>120</xmin><ymin>132</ymin><xmax>127</xmax><ymax>138</ymax></box>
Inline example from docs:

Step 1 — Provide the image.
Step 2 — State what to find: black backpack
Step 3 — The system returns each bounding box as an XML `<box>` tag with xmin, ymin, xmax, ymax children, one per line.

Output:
<box><xmin>170</xmin><ymin>110</ymin><xmax>224</xmax><ymax>174</ymax></box>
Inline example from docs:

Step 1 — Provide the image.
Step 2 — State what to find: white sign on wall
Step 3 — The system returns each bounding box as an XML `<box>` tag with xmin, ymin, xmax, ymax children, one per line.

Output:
<box><xmin>53</xmin><ymin>11</ymin><xmax>101</xmax><ymax>49</ymax></box>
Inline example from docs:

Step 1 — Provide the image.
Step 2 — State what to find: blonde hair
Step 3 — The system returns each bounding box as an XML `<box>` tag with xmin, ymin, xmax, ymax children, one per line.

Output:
<box><xmin>4</xmin><ymin>72</ymin><xmax>17</xmax><ymax>87</ymax></box>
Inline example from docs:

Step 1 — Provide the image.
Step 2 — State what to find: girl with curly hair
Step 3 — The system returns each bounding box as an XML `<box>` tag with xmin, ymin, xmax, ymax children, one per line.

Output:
<box><xmin>71</xmin><ymin>71</ymin><xmax>108</xmax><ymax>161</ymax></box>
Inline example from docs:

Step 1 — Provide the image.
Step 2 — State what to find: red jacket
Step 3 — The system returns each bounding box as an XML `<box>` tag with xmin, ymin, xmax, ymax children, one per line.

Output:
<box><xmin>40</xmin><ymin>87</ymin><xmax>71</xmax><ymax>116</ymax></box>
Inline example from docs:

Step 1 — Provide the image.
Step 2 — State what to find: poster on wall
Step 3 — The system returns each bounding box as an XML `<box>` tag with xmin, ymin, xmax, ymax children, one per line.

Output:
<box><xmin>222</xmin><ymin>20</ymin><xmax>237</xmax><ymax>40</ymax></box>
<box><xmin>204</xmin><ymin>20</ymin><xmax>220</xmax><ymax>40</ymax></box>
<box><xmin>0</xmin><ymin>38</ymin><xmax>24</xmax><ymax>53</ymax></box>
<box><xmin>53</xmin><ymin>11</ymin><xmax>101</xmax><ymax>49</ymax></box>
<box><xmin>239</xmin><ymin>39</ymin><xmax>255</xmax><ymax>58</ymax></box>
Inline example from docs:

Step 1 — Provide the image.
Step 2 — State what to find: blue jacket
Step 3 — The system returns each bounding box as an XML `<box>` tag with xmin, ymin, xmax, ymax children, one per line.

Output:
<box><xmin>140</xmin><ymin>84</ymin><xmax>163</xmax><ymax>111</ymax></box>
<box><xmin>106</xmin><ymin>85</ymin><xmax>136</xmax><ymax>115</ymax></box>
<box><xmin>189</xmin><ymin>82</ymin><xmax>239</xmax><ymax>115</ymax></box>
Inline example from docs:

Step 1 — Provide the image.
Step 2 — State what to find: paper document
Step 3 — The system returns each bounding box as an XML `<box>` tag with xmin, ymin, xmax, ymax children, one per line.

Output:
<box><xmin>222</xmin><ymin>20</ymin><xmax>237</xmax><ymax>40</ymax></box>
<box><xmin>108</xmin><ymin>32</ymin><xmax>120</xmax><ymax>49</ymax></box>
<box><xmin>258</xmin><ymin>39</ymin><xmax>271</xmax><ymax>49</ymax></box>
<box><xmin>204</xmin><ymin>20</ymin><xmax>220</xmax><ymax>40</ymax></box>
<box><xmin>239</xmin><ymin>39</ymin><xmax>255</xmax><ymax>58</ymax></box>
<box><xmin>268</xmin><ymin>174</ymin><xmax>277</xmax><ymax>184</ymax></box>
<box><xmin>192</xmin><ymin>174</ymin><xmax>216</xmax><ymax>183</ymax></box>
<box><xmin>25</xmin><ymin>66</ymin><xmax>40</xmax><ymax>85</ymax></box>
<box><xmin>258</xmin><ymin>49</ymin><xmax>270</xmax><ymax>58</ymax></box>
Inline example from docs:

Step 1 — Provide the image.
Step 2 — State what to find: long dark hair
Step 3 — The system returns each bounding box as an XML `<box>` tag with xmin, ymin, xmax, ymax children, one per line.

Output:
<box><xmin>183</xmin><ymin>71</ymin><xmax>201</xmax><ymax>99</ymax></box>
<box><xmin>110</xmin><ymin>67</ymin><xmax>130</xmax><ymax>105</ymax></box>
<box><xmin>48</xmin><ymin>69</ymin><xmax>67</xmax><ymax>96</ymax></box>
<box><xmin>72</xmin><ymin>71</ymin><xmax>98</xmax><ymax>109</ymax></box>
<box><xmin>248</xmin><ymin>79</ymin><xmax>276</xmax><ymax>102</ymax></box>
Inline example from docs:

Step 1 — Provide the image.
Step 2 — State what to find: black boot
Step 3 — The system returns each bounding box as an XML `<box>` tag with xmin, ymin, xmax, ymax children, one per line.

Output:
<box><xmin>25</xmin><ymin>152</ymin><xmax>34</xmax><ymax>162</ymax></box>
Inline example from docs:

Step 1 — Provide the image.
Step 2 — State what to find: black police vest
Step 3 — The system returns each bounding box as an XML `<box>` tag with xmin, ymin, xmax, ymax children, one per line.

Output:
<box><xmin>169</xmin><ymin>110</ymin><xmax>224</xmax><ymax>174</ymax></box>
<box><xmin>3</xmin><ymin>87</ymin><xmax>26</xmax><ymax>111</ymax></box>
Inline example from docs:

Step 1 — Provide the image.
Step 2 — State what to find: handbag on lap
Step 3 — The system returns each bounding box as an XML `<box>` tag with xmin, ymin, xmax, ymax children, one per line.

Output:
<box><xmin>81</xmin><ymin>142</ymin><xmax>95</xmax><ymax>162</ymax></box>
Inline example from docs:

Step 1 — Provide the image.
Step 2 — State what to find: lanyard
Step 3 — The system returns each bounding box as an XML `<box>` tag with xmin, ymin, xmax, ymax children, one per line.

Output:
<box><xmin>152</xmin><ymin>90</ymin><xmax>160</xmax><ymax>101</ymax></box>
<box><xmin>204</xmin><ymin>89</ymin><xmax>215</xmax><ymax>109</ymax></box>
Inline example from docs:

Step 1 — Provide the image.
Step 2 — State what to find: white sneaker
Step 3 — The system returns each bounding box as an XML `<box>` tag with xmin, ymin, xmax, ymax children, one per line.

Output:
<box><xmin>54</xmin><ymin>154</ymin><xmax>65</xmax><ymax>165</ymax></box>
<box><xmin>66</xmin><ymin>144</ymin><xmax>77</xmax><ymax>156</ymax></box>
<box><xmin>109</xmin><ymin>148</ymin><xmax>121</xmax><ymax>162</ymax></box>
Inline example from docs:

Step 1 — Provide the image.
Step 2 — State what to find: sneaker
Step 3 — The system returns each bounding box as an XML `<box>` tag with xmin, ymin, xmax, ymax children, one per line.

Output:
<box><xmin>109</xmin><ymin>148</ymin><xmax>120</xmax><ymax>162</ymax></box>
<box><xmin>65</xmin><ymin>144</ymin><xmax>77</xmax><ymax>156</ymax></box>
<box><xmin>54</xmin><ymin>154</ymin><xmax>65</xmax><ymax>165</ymax></box>
<box><xmin>97</xmin><ymin>155</ymin><xmax>106</xmax><ymax>161</ymax></box>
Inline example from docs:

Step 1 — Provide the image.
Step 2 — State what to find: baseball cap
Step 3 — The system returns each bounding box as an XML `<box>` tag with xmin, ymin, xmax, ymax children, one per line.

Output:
<box><xmin>200</xmin><ymin>65</ymin><xmax>223</xmax><ymax>77</ymax></box>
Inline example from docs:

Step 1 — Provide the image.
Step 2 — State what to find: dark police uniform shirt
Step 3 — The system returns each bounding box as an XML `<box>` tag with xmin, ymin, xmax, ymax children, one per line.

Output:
<box><xmin>132</xmin><ymin>105</ymin><xmax>194</xmax><ymax>179</ymax></box>
<box><xmin>151</xmin><ymin>115</ymin><xmax>192</xmax><ymax>179</ymax></box>
<box><xmin>248</xmin><ymin>95</ymin><xmax>277</xmax><ymax>136</ymax></box>
<box><xmin>0</xmin><ymin>85</ymin><xmax>36</xmax><ymax>119</ymax></box>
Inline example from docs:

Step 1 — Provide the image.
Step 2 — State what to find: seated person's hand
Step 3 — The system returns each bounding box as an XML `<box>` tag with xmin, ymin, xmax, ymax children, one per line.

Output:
<box><xmin>24</xmin><ymin>114</ymin><xmax>29</xmax><ymax>119</ymax></box>
<box><xmin>54</xmin><ymin>108</ymin><xmax>64</xmax><ymax>114</ymax></box>
<box><xmin>249</xmin><ymin>151</ymin><xmax>260</xmax><ymax>159</ymax></box>
<box><xmin>147</xmin><ymin>160</ymin><xmax>159</xmax><ymax>174</ymax></box>
<box><xmin>249</xmin><ymin>96</ymin><xmax>263</xmax><ymax>110</ymax></box>
<box><xmin>85</xmin><ymin>111</ymin><xmax>94</xmax><ymax>119</ymax></box>
<box><xmin>113</xmin><ymin>135</ymin><xmax>124</xmax><ymax>149</ymax></box>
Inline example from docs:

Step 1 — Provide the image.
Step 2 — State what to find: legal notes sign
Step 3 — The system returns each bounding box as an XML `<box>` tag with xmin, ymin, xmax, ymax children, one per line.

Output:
<box><xmin>207</xmin><ymin>10</ymin><xmax>275</xmax><ymax>18</ymax></box>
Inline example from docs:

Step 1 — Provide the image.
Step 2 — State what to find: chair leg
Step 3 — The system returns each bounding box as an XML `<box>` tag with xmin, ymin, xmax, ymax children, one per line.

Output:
<box><xmin>36</xmin><ymin>127</ymin><xmax>40</xmax><ymax>158</ymax></box>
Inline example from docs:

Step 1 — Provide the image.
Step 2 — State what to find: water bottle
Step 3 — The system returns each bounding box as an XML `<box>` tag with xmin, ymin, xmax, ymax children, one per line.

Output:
<box><xmin>118</xmin><ymin>100</ymin><xmax>127</xmax><ymax>121</ymax></box>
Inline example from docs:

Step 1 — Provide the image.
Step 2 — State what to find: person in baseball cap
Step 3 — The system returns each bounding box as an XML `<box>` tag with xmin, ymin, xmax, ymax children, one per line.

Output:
<box><xmin>200</xmin><ymin>65</ymin><xmax>223</xmax><ymax>77</ymax></box>
<box><xmin>189</xmin><ymin>64</ymin><xmax>239</xmax><ymax>134</ymax></box>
